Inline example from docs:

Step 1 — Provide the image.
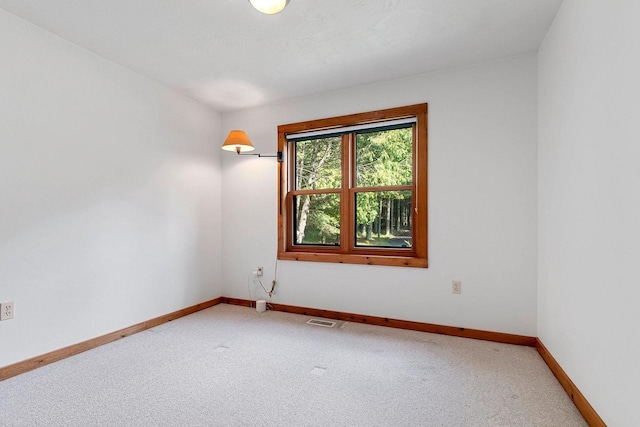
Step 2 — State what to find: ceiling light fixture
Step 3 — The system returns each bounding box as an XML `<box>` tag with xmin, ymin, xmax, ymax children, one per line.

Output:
<box><xmin>221</xmin><ymin>130</ymin><xmax>282</xmax><ymax>161</ymax></box>
<box><xmin>249</xmin><ymin>0</ymin><xmax>290</xmax><ymax>15</ymax></box>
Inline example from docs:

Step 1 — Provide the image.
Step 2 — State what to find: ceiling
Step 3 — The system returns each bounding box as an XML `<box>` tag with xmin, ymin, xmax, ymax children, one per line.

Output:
<box><xmin>0</xmin><ymin>0</ymin><xmax>563</xmax><ymax>112</ymax></box>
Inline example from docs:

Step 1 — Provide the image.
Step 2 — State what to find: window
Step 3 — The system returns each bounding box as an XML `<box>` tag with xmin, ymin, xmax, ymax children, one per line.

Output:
<box><xmin>277</xmin><ymin>104</ymin><xmax>428</xmax><ymax>268</ymax></box>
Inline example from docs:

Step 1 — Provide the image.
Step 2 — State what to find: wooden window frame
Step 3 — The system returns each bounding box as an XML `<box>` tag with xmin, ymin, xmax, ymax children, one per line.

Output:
<box><xmin>277</xmin><ymin>104</ymin><xmax>428</xmax><ymax>268</ymax></box>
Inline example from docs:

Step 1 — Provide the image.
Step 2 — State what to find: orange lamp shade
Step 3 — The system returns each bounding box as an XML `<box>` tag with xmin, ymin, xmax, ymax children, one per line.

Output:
<box><xmin>221</xmin><ymin>130</ymin><xmax>255</xmax><ymax>154</ymax></box>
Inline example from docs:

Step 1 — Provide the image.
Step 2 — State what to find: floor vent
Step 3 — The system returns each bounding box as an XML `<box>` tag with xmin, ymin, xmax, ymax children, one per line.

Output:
<box><xmin>307</xmin><ymin>319</ymin><xmax>337</xmax><ymax>328</ymax></box>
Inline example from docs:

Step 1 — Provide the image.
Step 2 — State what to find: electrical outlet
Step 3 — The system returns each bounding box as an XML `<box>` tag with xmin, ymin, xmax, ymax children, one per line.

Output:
<box><xmin>452</xmin><ymin>281</ymin><xmax>462</xmax><ymax>294</ymax></box>
<box><xmin>1</xmin><ymin>301</ymin><xmax>14</xmax><ymax>320</ymax></box>
<box><xmin>257</xmin><ymin>267</ymin><xmax>263</xmax><ymax>277</ymax></box>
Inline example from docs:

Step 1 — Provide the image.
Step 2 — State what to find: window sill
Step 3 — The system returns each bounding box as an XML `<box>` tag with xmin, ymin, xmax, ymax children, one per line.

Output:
<box><xmin>278</xmin><ymin>251</ymin><xmax>428</xmax><ymax>268</ymax></box>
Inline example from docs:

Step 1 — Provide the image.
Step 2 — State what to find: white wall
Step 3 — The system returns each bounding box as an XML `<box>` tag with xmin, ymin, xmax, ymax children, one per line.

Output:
<box><xmin>538</xmin><ymin>1</ymin><xmax>640</xmax><ymax>425</ymax></box>
<box><xmin>222</xmin><ymin>54</ymin><xmax>538</xmax><ymax>336</ymax></box>
<box><xmin>0</xmin><ymin>10</ymin><xmax>222</xmax><ymax>368</ymax></box>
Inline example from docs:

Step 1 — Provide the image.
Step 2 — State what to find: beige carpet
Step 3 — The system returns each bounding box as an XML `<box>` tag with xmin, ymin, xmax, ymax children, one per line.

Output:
<box><xmin>0</xmin><ymin>304</ymin><xmax>586</xmax><ymax>426</ymax></box>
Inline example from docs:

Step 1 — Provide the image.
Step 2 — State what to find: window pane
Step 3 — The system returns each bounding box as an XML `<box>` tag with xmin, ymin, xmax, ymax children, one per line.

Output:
<box><xmin>355</xmin><ymin>191</ymin><xmax>412</xmax><ymax>248</ymax></box>
<box><xmin>356</xmin><ymin>127</ymin><xmax>413</xmax><ymax>187</ymax></box>
<box><xmin>293</xmin><ymin>194</ymin><xmax>340</xmax><ymax>245</ymax></box>
<box><xmin>295</xmin><ymin>136</ymin><xmax>342</xmax><ymax>190</ymax></box>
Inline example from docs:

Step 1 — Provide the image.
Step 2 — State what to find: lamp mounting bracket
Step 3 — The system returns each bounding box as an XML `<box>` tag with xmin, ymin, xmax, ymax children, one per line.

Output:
<box><xmin>237</xmin><ymin>150</ymin><xmax>283</xmax><ymax>162</ymax></box>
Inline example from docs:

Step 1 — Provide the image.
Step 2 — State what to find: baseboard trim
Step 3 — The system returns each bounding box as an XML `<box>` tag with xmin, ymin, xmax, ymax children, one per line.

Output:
<box><xmin>536</xmin><ymin>339</ymin><xmax>606</xmax><ymax>427</ymax></box>
<box><xmin>0</xmin><ymin>297</ymin><xmax>222</xmax><ymax>382</ymax></box>
<box><xmin>220</xmin><ymin>297</ymin><xmax>537</xmax><ymax>347</ymax></box>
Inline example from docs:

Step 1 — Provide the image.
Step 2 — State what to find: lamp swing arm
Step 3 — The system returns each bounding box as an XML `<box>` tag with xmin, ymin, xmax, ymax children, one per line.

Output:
<box><xmin>237</xmin><ymin>150</ymin><xmax>283</xmax><ymax>162</ymax></box>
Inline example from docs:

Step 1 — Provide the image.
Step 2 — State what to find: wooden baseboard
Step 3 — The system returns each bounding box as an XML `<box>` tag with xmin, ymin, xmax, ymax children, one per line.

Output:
<box><xmin>220</xmin><ymin>297</ymin><xmax>537</xmax><ymax>347</ymax></box>
<box><xmin>536</xmin><ymin>339</ymin><xmax>606</xmax><ymax>427</ymax></box>
<box><xmin>222</xmin><ymin>297</ymin><xmax>254</xmax><ymax>308</ymax></box>
<box><xmin>0</xmin><ymin>298</ymin><xmax>222</xmax><ymax>382</ymax></box>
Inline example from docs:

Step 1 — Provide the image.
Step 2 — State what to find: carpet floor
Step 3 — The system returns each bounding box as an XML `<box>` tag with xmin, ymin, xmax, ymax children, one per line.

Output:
<box><xmin>0</xmin><ymin>304</ymin><xmax>586</xmax><ymax>426</ymax></box>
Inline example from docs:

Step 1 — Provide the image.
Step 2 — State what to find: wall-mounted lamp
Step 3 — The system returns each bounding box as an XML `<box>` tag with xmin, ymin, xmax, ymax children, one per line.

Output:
<box><xmin>221</xmin><ymin>130</ymin><xmax>283</xmax><ymax>162</ymax></box>
<box><xmin>249</xmin><ymin>0</ymin><xmax>289</xmax><ymax>15</ymax></box>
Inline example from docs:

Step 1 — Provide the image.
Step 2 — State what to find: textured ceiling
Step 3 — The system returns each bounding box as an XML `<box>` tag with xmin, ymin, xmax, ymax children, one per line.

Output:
<box><xmin>0</xmin><ymin>0</ymin><xmax>563</xmax><ymax>112</ymax></box>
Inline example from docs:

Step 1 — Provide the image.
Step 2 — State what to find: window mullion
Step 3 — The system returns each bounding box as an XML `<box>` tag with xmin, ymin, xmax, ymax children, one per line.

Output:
<box><xmin>340</xmin><ymin>134</ymin><xmax>351</xmax><ymax>253</ymax></box>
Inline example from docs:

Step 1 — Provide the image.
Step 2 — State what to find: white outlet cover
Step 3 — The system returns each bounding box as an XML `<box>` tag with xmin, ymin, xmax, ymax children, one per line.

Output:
<box><xmin>1</xmin><ymin>301</ymin><xmax>15</xmax><ymax>320</ymax></box>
